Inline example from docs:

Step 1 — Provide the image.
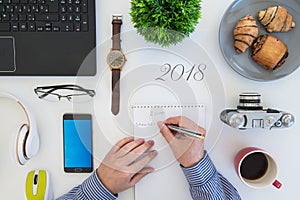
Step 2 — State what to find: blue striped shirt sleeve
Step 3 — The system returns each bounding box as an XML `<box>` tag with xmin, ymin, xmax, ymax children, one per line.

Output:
<box><xmin>56</xmin><ymin>171</ymin><xmax>117</xmax><ymax>200</ymax></box>
<box><xmin>181</xmin><ymin>152</ymin><xmax>241</xmax><ymax>200</ymax></box>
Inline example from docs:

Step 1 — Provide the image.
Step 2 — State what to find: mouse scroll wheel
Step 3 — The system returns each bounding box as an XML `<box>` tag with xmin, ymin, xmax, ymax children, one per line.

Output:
<box><xmin>34</xmin><ymin>174</ymin><xmax>38</xmax><ymax>185</ymax></box>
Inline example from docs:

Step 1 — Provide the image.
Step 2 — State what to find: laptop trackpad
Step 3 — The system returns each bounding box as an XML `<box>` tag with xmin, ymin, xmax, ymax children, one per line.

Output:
<box><xmin>0</xmin><ymin>37</ymin><xmax>16</xmax><ymax>72</ymax></box>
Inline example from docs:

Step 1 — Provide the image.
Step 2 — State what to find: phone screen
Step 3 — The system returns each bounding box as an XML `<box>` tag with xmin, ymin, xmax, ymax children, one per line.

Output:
<box><xmin>63</xmin><ymin>114</ymin><xmax>93</xmax><ymax>173</ymax></box>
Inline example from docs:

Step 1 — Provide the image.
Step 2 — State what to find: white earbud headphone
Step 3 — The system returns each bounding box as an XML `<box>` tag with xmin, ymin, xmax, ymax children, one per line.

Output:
<box><xmin>0</xmin><ymin>92</ymin><xmax>39</xmax><ymax>165</ymax></box>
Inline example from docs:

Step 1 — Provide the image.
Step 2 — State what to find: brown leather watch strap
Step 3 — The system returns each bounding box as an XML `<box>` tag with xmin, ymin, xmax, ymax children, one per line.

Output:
<box><xmin>111</xmin><ymin>69</ymin><xmax>121</xmax><ymax>115</ymax></box>
<box><xmin>112</xmin><ymin>18</ymin><xmax>122</xmax><ymax>50</ymax></box>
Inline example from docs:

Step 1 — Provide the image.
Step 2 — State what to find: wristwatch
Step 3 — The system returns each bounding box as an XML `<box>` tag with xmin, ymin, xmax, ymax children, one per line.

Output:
<box><xmin>107</xmin><ymin>15</ymin><xmax>126</xmax><ymax>115</ymax></box>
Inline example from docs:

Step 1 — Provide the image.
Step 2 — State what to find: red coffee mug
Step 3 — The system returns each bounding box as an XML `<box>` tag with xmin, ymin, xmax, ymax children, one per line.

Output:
<box><xmin>234</xmin><ymin>147</ymin><xmax>282</xmax><ymax>189</ymax></box>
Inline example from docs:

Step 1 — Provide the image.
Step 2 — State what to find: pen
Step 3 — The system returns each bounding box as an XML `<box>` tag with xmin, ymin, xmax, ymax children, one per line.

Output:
<box><xmin>167</xmin><ymin>125</ymin><xmax>205</xmax><ymax>140</ymax></box>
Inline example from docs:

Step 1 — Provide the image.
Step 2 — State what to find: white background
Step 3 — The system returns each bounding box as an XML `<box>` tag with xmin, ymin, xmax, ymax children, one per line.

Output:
<box><xmin>1</xmin><ymin>0</ymin><xmax>300</xmax><ymax>199</ymax></box>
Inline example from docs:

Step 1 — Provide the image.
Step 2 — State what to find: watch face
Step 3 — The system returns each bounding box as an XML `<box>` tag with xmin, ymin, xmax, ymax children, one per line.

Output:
<box><xmin>107</xmin><ymin>51</ymin><xmax>125</xmax><ymax>69</ymax></box>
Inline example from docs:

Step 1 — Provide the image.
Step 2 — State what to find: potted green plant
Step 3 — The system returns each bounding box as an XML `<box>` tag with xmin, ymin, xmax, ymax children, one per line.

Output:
<box><xmin>130</xmin><ymin>0</ymin><xmax>202</xmax><ymax>47</ymax></box>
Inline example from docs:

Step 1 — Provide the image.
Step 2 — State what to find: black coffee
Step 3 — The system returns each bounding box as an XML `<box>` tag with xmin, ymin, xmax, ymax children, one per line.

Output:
<box><xmin>240</xmin><ymin>152</ymin><xmax>268</xmax><ymax>180</ymax></box>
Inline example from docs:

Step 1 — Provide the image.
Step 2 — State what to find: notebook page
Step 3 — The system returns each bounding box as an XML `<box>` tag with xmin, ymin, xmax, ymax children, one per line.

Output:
<box><xmin>133</xmin><ymin>104</ymin><xmax>205</xmax><ymax>200</ymax></box>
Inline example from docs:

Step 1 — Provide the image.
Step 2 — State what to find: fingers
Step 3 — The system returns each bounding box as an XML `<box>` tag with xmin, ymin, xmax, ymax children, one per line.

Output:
<box><xmin>125</xmin><ymin>140</ymin><xmax>155</xmax><ymax>162</ymax></box>
<box><xmin>130</xmin><ymin>150</ymin><xmax>157</xmax><ymax>173</ymax></box>
<box><xmin>164</xmin><ymin>116</ymin><xmax>182</xmax><ymax>126</ymax></box>
<box><xmin>158</xmin><ymin>121</ymin><xmax>175</xmax><ymax>144</ymax></box>
<box><xmin>111</xmin><ymin>137</ymin><xmax>134</xmax><ymax>153</ymax></box>
<box><xmin>117</xmin><ymin>138</ymin><xmax>146</xmax><ymax>157</ymax></box>
<box><xmin>111</xmin><ymin>138</ymin><xmax>156</xmax><ymax>168</ymax></box>
<box><xmin>165</xmin><ymin>116</ymin><xmax>206</xmax><ymax>135</ymax></box>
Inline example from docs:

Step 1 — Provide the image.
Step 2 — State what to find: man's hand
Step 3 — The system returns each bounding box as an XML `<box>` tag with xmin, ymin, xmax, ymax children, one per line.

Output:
<box><xmin>97</xmin><ymin>137</ymin><xmax>157</xmax><ymax>194</ymax></box>
<box><xmin>158</xmin><ymin>116</ymin><xmax>206</xmax><ymax>168</ymax></box>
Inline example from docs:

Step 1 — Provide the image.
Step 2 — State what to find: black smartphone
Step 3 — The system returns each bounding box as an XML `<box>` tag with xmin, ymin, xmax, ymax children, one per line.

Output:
<box><xmin>63</xmin><ymin>113</ymin><xmax>93</xmax><ymax>173</ymax></box>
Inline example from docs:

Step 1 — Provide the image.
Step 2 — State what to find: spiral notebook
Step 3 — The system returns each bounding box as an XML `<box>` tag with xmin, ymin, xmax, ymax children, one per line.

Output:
<box><xmin>132</xmin><ymin>104</ymin><xmax>205</xmax><ymax>200</ymax></box>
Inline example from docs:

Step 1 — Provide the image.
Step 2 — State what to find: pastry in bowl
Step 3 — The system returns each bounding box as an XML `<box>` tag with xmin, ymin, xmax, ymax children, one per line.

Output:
<box><xmin>234</xmin><ymin>15</ymin><xmax>259</xmax><ymax>53</ymax></box>
<box><xmin>257</xmin><ymin>6</ymin><xmax>296</xmax><ymax>32</ymax></box>
<box><xmin>251</xmin><ymin>34</ymin><xmax>288</xmax><ymax>70</ymax></box>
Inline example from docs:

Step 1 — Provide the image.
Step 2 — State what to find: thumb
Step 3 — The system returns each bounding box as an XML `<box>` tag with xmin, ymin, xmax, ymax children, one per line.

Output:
<box><xmin>157</xmin><ymin>121</ymin><xmax>175</xmax><ymax>144</ymax></box>
<box><xmin>130</xmin><ymin>167</ymin><xmax>154</xmax><ymax>185</ymax></box>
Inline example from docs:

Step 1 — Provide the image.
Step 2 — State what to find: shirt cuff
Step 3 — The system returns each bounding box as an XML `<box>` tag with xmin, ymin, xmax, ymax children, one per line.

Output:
<box><xmin>181</xmin><ymin>151</ymin><xmax>217</xmax><ymax>186</ymax></box>
<box><xmin>81</xmin><ymin>171</ymin><xmax>117</xmax><ymax>200</ymax></box>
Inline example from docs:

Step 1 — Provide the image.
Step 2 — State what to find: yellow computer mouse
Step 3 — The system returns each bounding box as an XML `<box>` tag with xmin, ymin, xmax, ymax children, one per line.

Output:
<box><xmin>25</xmin><ymin>170</ymin><xmax>53</xmax><ymax>200</ymax></box>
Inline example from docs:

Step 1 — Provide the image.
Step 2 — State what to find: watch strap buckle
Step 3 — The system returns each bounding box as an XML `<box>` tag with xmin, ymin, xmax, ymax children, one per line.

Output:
<box><xmin>113</xmin><ymin>15</ymin><xmax>123</xmax><ymax>21</ymax></box>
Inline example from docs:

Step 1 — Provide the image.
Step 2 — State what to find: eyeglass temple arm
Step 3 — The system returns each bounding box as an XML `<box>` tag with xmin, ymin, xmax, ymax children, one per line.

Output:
<box><xmin>35</xmin><ymin>84</ymin><xmax>94</xmax><ymax>92</ymax></box>
<box><xmin>35</xmin><ymin>87</ymin><xmax>95</xmax><ymax>98</ymax></box>
<box><xmin>36</xmin><ymin>84</ymin><xmax>83</xmax><ymax>89</ymax></box>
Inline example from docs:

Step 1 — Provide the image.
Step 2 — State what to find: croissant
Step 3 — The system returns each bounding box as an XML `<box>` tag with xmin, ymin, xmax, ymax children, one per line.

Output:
<box><xmin>252</xmin><ymin>34</ymin><xmax>288</xmax><ymax>70</ymax></box>
<box><xmin>257</xmin><ymin>6</ymin><xmax>296</xmax><ymax>32</ymax></box>
<box><xmin>233</xmin><ymin>15</ymin><xmax>259</xmax><ymax>53</ymax></box>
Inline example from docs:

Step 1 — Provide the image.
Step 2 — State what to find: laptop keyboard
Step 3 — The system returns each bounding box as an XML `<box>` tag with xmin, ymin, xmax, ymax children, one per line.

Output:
<box><xmin>0</xmin><ymin>0</ymin><xmax>89</xmax><ymax>32</ymax></box>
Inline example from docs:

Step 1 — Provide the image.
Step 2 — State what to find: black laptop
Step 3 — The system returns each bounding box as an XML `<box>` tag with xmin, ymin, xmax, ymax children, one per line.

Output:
<box><xmin>0</xmin><ymin>0</ymin><xmax>96</xmax><ymax>76</ymax></box>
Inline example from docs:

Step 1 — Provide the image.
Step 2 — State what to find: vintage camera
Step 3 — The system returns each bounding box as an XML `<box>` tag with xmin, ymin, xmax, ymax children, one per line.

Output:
<box><xmin>220</xmin><ymin>93</ymin><xmax>295</xmax><ymax>130</ymax></box>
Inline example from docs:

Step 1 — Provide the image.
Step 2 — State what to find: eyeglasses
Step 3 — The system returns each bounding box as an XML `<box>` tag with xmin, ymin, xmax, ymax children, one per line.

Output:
<box><xmin>34</xmin><ymin>84</ymin><xmax>96</xmax><ymax>103</ymax></box>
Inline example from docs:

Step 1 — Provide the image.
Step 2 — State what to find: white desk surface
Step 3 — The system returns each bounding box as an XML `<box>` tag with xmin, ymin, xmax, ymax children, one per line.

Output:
<box><xmin>1</xmin><ymin>0</ymin><xmax>300</xmax><ymax>199</ymax></box>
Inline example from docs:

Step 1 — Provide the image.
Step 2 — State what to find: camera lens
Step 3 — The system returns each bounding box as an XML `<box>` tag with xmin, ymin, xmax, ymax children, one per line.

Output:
<box><xmin>237</xmin><ymin>93</ymin><xmax>263</xmax><ymax>110</ymax></box>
